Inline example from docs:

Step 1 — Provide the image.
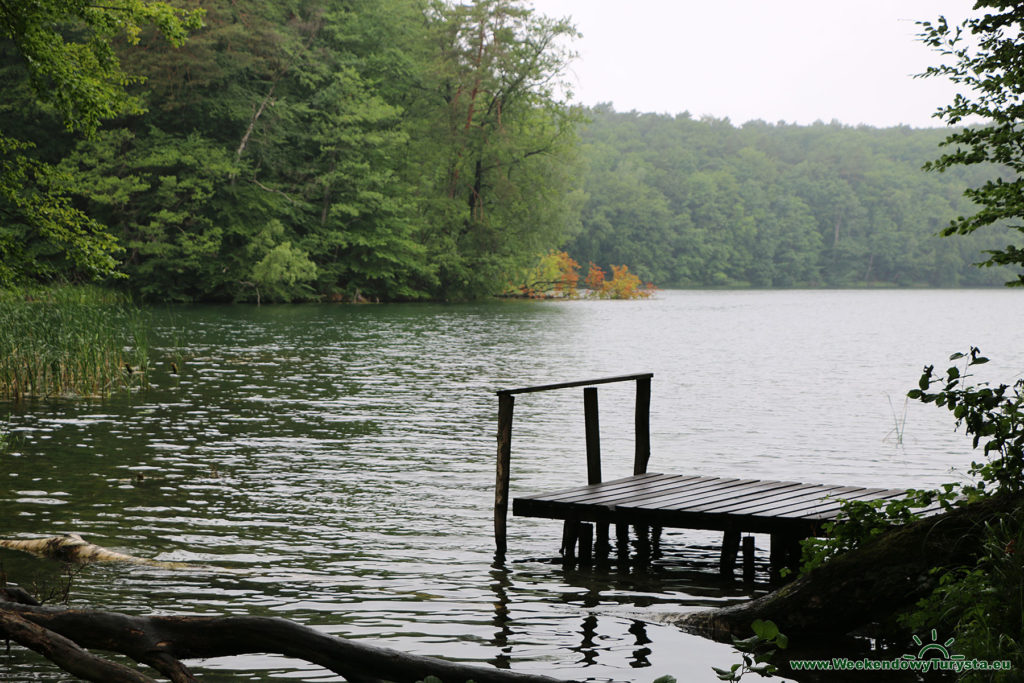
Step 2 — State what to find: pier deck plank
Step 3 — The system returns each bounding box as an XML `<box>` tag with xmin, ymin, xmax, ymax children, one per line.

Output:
<box><xmin>513</xmin><ymin>473</ymin><xmax>907</xmax><ymax>537</ymax></box>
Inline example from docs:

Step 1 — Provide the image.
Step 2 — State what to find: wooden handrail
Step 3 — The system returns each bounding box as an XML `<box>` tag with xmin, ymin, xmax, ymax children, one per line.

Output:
<box><xmin>496</xmin><ymin>372</ymin><xmax>653</xmax><ymax>396</ymax></box>
<box><xmin>493</xmin><ymin>372</ymin><xmax>653</xmax><ymax>558</ymax></box>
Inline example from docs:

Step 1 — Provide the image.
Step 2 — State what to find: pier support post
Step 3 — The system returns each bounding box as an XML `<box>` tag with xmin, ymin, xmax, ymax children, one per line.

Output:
<box><xmin>561</xmin><ymin>520</ymin><xmax>579</xmax><ymax>562</ymax></box>
<box><xmin>721</xmin><ymin>529</ymin><xmax>740</xmax><ymax>577</ymax></box>
<box><xmin>494</xmin><ymin>393</ymin><xmax>515</xmax><ymax>557</ymax></box>
<box><xmin>769</xmin><ymin>532</ymin><xmax>802</xmax><ymax>582</ymax></box>
<box><xmin>742</xmin><ymin>536</ymin><xmax>756</xmax><ymax>583</ymax></box>
<box><xmin>615</xmin><ymin>522</ymin><xmax>629</xmax><ymax>555</ymax></box>
<box><xmin>578</xmin><ymin>523</ymin><xmax>593</xmax><ymax>566</ymax></box>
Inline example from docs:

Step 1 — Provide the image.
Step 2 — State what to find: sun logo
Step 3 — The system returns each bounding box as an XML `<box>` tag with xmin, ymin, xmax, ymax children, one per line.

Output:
<box><xmin>902</xmin><ymin>629</ymin><xmax>966</xmax><ymax>661</ymax></box>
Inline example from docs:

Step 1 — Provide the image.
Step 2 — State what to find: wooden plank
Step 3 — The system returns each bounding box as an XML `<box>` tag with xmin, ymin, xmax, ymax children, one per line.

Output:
<box><xmin>514</xmin><ymin>472</ymin><xmax>668</xmax><ymax>502</ymax></box>
<box><xmin>582</xmin><ymin>476</ymin><xmax>754</xmax><ymax>508</ymax></box>
<box><xmin>778</xmin><ymin>488</ymin><xmax>907</xmax><ymax>519</ymax></box>
<box><xmin>789</xmin><ymin>490</ymin><xmax>910</xmax><ymax>520</ymax></box>
<box><xmin>695</xmin><ymin>484</ymin><xmax>855</xmax><ymax>516</ymax></box>
<box><xmin>532</xmin><ymin>474</ymin><xmax>715</xmax><ymax>506</ymax></box>
<box><xmin>746</xmin><ymin>486</ymin><xmax>889</xmax><ymax>518</ymax></box>
<box><xmin>512</xmin><ymin>471</ymin><xmax>913</xmax><ymax>542</ymax></box>
<box><xmin>634</xmin><ymin>480</ymin><xmax>808</xmax><ymax>511</ymax></box>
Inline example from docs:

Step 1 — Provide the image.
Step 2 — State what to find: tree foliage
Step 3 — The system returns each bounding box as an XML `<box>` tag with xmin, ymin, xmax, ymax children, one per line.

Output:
<box><xmin>919</xmin><ymin>2</ymin><xmax>1024</xmax><ymax>284</ymax></box>
<box><xmin>0</xmin><ymin>0</ymin><xmax>202</xmax><ymax>285</ymax></box>
<box><xmin>569</xmin><ymin>107</ymin><xmax>1016</xmax><ymax>288</ymax></box>
<box><xmin>1</xmin><ymin>0</ymin><xmax>583</xmax><ymax>301</ymax></box>
<box><xmin>4</xmin><ymin>1</ymin><xmax>1019</xmax><ymax>300</ymax></box>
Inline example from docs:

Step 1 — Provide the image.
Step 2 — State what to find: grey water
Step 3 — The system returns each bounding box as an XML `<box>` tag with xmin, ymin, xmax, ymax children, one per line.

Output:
<box><xmin>2</xmin><ymin>289</ymin><xmax>1023</xmax><ymax>681</ymax></box>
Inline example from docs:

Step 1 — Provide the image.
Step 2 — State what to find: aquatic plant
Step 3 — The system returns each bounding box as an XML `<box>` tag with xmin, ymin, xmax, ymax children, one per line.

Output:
<box><xmin>0</xmin><ymin>286</ymin><xmax>150</xmax><ymax>399</ymax></box>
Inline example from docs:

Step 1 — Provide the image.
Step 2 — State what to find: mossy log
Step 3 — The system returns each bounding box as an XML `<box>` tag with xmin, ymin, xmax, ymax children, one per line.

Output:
<box><xmin>675</xmin><ymin>494</ymin><xmax>1021</xmax><ymax>642</ymax></box>
<box><xmin>0</xmin><ymin>600</ymin><xmax>575</xmax><ymax>683</ymax></box>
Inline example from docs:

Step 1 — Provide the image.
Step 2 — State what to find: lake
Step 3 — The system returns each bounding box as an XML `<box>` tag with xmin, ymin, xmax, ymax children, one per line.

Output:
<box><xmin>2</xmin><ymin>289</ymin><xmax>1023</xmax><ymax>681</ymax></box>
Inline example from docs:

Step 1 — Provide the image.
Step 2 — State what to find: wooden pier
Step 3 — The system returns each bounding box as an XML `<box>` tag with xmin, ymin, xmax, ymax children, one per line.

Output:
<box><xmin>493</xmin><ymin>373</ymin><xmax>910</xmax><ymax>579</ymax></box>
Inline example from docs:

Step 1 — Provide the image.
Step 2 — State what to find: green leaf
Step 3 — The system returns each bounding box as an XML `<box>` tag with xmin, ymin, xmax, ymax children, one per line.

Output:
<box><xmin>751</xmin><ymin>619</ymin><xmax>779</xmax><ymax>640</ymax></box>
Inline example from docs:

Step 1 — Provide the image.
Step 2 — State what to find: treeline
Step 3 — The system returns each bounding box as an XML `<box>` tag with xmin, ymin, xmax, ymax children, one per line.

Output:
<box><xmin>0</xmin><ymin>0</ymin><xmax>582</xmax><ymax>302</ymax></box>
<box><xmin>569</xmin><ymin>106</ymin><xmax>1014</xmax><ymax>288</ymax></box>
<box><xmin>0</xmin><ymin>2</ymin><xmax>1014</xmax><ymax>301</ymax></box>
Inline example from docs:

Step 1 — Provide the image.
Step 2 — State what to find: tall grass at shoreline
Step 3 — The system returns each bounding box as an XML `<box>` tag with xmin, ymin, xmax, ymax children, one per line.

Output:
<box><xmin>0</xmin><ymin>286</ymin><xmax>149</xmax><ymax>400</ymax></box>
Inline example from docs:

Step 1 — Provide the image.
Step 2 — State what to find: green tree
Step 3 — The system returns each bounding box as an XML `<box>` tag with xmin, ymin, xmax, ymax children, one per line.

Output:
<box><xmin>413</xmin><ymin>0</ymin><xmax>583</xmax><ymax>299</ymax></box>
<box><xmin>919</xmin><ymin>3</ymin><xmax>1024</xmax><ymax>284</ymax></box>
<box><xmin>52</xmin><ymin>0</ymin><xmax>436</xmax><ymax>301</ymax></box>
<box><xmin>0</xmin><ymin>0</ymin><xmax>201</xmax><ymax>285</ymax></box>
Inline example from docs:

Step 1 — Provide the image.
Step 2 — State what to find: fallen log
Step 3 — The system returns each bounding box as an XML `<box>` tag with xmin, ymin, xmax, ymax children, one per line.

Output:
<box><xmin>1</xmin><ymin>534</ymin><xmax>177</xmax><ymax>566</ymax></box>
<box><xmin>673</xmin><ymin>493</ymin><xmax>1021</xmax><ymax>642</ymax></box>
<box><xmin>0</xmin><ymin>609</ymin><xmax>154</xmax><ymax>683</ymax></box>
<box><xmin>0</xmin><ymin>534</ymin><xmax>235</xmax><ymax>572</ymax></box>
<box><xmin>0</xmin><ymin>600</ymin><xmax>576</xmax><ymax>683</ymax></box>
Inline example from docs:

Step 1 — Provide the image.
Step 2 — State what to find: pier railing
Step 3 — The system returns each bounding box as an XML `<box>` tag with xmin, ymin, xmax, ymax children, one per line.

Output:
<box><xmin>493</xmin><ymin>372</ymin><xmax>653</xmax><ymax>556</ymax></box>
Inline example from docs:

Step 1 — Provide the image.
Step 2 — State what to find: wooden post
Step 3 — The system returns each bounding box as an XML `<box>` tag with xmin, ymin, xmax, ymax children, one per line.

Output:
<box><xmin>583</xmin><ymin>387</ymin><xmax>601</xmax><ymax>485</ymax></box>
<box><xmin>494</xmin><ymin>393</ymin><xmax>515</xmax><ymax>557</ymax></box>
<box><xmin>634</xmin><ymin>376</ymin><xmax>651</xmax><ymax>475</ymax></box>
<box><xmin>769</xmin><ymin>532</ymin><xmax>801</xmax><ymax>582</ymax></box>
<box><xmin>742</xmin><ymin>536</ymin><xmax>756</xmax><ymax>583</ymax></box>
<box><xmin>562</xmin><ymin>520</ymin><xmax>579</xmax><ymax>563</ymax></box>
<box><xmin>720</xmin><ymin>529</ymin><xmax>740</xmax><ymax>577</ymax></box>
<box><xmin>578</xmin><ymin>522</ymin><xmax>593</xmax><ymax>566</ymax></box>
<box><xmin>583</xmin><ymin>387</ymin><xmax>608</xmax><ymax>554</ymax></box>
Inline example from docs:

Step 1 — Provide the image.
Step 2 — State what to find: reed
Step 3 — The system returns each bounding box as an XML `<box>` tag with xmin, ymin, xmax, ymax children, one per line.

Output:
<box><xmin>0</xmin><ymin>286</ymin><xmax>149</xmax><ymax>400</ymax></box>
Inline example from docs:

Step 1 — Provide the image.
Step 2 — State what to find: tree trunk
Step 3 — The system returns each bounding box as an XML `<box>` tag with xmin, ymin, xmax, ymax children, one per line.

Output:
<box><xmin>673</xmin><ymin>494</ymin><xmax>1021</xmax><ymax>642</ymax></box>
<box><xmin>0</xmin><ymin>601</ymin><xmax>575</xmax><ymax>683</ymax></box>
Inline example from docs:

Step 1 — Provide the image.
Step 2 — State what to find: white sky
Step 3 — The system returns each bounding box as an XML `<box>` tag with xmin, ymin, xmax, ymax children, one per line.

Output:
<box><xmin>529</xmin><ymin>0</ymin><xmax>974</xmax><ymax>129</ymax></box>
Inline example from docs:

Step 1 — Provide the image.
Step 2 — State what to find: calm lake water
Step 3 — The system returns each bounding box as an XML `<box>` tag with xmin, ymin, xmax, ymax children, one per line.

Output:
<box><xmin>2</xmin><ymin>289</ymin><xmax>1023</xmax><ymax>681</ymax></box>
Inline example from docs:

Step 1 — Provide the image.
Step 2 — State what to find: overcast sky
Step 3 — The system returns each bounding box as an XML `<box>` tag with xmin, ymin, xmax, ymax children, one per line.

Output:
<box><xmin>529</xmin><ymin>0</ymin><xmax>974</xmax><ymax>129</ymax></box>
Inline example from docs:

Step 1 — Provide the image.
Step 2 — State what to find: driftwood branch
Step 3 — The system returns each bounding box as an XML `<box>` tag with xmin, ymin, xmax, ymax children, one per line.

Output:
<box><xmin>0</xmin><ymin>534</ymin><xmax>233</xmax><ymax>572</ymax></box>
<box><xmin>0</xmin><ymin>601</ymin><xmax>575</xmax><ymax>683</ymax></box>
<box><xmin>0</xmin><ymin>608</ymin><xmax>156</xmax><ymax>682</ymax></box>
<box><xmin>674</xmin><ymin>494</ymin><xmax>1021</xmax><ymax>641</ymax></box>
<box><xmin>1</xmin><ymin>534</ymin><xmax>166</xmax><ymax>566</ymax></box>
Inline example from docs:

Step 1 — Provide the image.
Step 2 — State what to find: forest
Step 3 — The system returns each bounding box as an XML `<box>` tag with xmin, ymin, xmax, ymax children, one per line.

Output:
<box><xmin>569</xmin><ymin>108</ymin><xmax>1014</xmax><ymax>288</ymax></box>
<box><xmin>0</xmin><ymin>0</ymin><xmax>1015</xmax><ymax>302</ymax></box>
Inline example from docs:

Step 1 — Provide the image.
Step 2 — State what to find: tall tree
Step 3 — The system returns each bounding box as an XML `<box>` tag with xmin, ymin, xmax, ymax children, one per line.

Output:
<box><xmin>0</xmin><ymin>0</ymin><xmax>201</xmax><ymax>285</ymax></box>
<box><xmin>919</xmin><ymin>2</ymin><xmax>1024</xmax><ymax>284</ymax></box>
<box><xmin>414</xmin><ymin>0</ymin><xmax>583</xmax><ymax>298</ymax></box>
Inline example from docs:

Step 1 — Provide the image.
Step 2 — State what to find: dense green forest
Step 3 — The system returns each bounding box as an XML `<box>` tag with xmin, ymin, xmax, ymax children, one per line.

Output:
<box><xmin>570</xmin><ymin>107</ymin><xmax>1014</xmax><ymax>288</ymax></box>
<box><xmin>0</xmin><ymin>0</ymin><xmax>1015</xmax><ymax>301</ymax></box>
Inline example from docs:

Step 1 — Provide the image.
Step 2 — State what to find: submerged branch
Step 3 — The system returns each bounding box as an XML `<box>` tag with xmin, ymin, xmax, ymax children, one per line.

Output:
<box><xmin>0</xmin><ymin>600</ymin><xmax>576</xmax><ymax>683</ymax></box>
